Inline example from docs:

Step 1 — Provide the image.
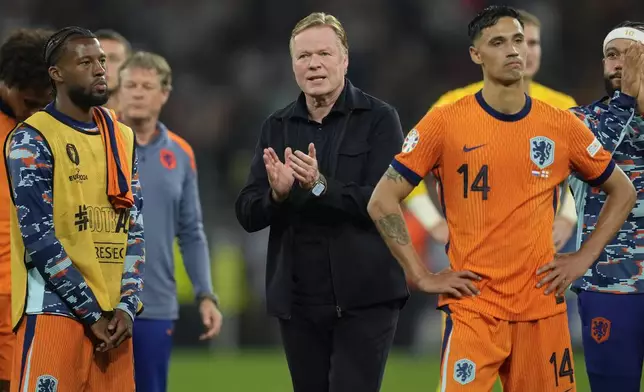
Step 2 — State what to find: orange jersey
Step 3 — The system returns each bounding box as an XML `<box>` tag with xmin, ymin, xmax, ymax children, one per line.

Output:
<box><xmin>393</xmin><ymin>91</ymin><xmax>615</xmax><ymax>321</ymax></box>
<box><xmin>0</xmin><ymin>102</ymin><xmax>16</xmax><ymax>294</ymax></box>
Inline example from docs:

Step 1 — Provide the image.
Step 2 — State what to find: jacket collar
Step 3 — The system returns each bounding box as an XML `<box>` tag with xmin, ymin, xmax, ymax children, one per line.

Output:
<box><xmin>276</xmin><ymin>78</ymin><xmax>371</xmax><ymax>120</ymax></box>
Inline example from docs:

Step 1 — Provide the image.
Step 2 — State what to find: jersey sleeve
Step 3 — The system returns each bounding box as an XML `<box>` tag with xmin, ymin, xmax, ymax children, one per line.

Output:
<box><xmin>117</xmin><ymin>150</ymin><xmax>145</xmax><ymax>321</ymax></box>
<box><xmin>569</xmin><ymin>91</ymin><xmax>636</xmax><ymax>154</ymax></box>
<box><xmin>391</xmin><ymin>109</ymin><xmax>444</xmax><ymax>186</ymax></box>
<box><xmin>566</xmin><ymin>112</ymin><xmax>615</xmax><ymax>187</ymax></box>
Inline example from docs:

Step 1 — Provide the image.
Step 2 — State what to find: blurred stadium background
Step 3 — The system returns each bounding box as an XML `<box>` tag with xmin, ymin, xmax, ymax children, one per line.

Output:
<box><xmin>2</xmin><ymin>0</ymin><xmax>644</xmax><ymax>390</ymax></box>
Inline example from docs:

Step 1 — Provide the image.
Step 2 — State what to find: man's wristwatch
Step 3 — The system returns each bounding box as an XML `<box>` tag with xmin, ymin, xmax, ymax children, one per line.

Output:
<box><xmin>197</xmin><ymin>292</ymin><xmax>219</xmax><ymax>307</ymax></box>
<box><xmin>311</xmin><ymin>173</ymin><xmax>327</xmax><ymax>197</ymax></box>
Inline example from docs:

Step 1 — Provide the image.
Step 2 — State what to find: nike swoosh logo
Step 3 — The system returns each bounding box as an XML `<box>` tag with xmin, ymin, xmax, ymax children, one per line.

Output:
<box><xmin>463</xmin><ymin>144</ymin><xmax>485</xmax><ymax>152</ymax></box>
<box><xmin>564</xmin><ymin>388</ymin><xmax>573</xmax><ymax>392</ymax></box>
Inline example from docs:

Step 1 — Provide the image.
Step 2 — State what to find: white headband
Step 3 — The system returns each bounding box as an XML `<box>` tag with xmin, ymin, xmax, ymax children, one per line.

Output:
<box><xmin>603</xmin><ymin>27</ymin><xmax>644</xmax><ymax>54</ymax></box>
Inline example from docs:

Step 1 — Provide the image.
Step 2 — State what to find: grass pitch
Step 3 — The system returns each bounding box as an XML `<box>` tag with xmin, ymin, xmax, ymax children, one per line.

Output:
<box><xmin>168</xmin><ymin>349</ymin><xmax>600</xmax><ymax>391</ymax></box>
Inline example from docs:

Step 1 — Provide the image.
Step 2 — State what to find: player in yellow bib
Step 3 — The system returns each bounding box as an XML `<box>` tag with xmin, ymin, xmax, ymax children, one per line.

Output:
<box><xmin>4</xmin><ymin>27</ymin><xmax>144</xmax><ymax>392</ymax></box>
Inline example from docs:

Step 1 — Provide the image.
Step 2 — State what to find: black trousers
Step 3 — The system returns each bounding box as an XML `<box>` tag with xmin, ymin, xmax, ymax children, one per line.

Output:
<box><xmin>278</xmin><ymin>301</ymin><xmax>401</xmax><ymax>392</ymax></box>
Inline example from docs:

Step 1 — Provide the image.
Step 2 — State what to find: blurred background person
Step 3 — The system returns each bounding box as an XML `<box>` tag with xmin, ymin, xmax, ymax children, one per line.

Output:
<box><xmin>96</xmin><ymin>29</ymin><xmax>131</xmax><ymax>110</ymax></box>
<box><xmin>117</xmin><ymin>51</ymin><xmax>223</xmax><ymax>392</ymax></box>
<box><xmin>235</xmin><ymin>12</ymin><xmax>408</xmax><ymax>392</ymax></box>
<box><xmin>0</xmin><ymin>27</ymin><xmax>53</xmax><ymax>392</ymax></box>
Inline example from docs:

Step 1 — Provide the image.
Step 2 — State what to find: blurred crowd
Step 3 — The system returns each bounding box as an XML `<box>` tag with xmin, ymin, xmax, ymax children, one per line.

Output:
<box><xmin>1</xmin><ymin>0</ymin><xmax>643</xmax><ymax>352</ymax></box>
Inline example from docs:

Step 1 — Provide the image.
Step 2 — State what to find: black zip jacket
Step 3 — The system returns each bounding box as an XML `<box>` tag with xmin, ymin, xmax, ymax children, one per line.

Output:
<box><xmin>235</xmin><ymin>80</ymin><xmax>409</xmax><ymax>318</ymax></box>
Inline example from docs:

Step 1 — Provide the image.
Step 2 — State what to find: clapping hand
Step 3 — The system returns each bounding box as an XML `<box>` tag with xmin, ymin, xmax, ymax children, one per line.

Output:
<box><xmin>288</xmin><ymin>143</ymin><xmax>320</xmax><ymax>189</ymax></box>
<box><xmin>263</xmin><ymin>147</ymin><xmax>295</xmax><ymax>202</ymax></box>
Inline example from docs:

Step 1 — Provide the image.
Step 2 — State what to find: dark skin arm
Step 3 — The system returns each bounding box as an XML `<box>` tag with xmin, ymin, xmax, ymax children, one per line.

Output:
<box><xmin>94</xmin><ymin>309</ymin><xmax>132</xmax><ymax>352</ymax></box>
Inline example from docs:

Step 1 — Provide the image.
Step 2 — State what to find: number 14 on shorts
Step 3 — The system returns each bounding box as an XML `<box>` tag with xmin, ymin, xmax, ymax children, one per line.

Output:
<box><xmin>549</xmin><ymin>348</ymin><xmax>574</xmax><ymax>387</ymax></box>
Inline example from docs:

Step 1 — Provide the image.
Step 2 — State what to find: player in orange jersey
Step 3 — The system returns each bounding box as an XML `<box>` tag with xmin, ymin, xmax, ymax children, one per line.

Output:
<box><xmin>0</xmin><ymin>28</ymin><xmax>53</xmax><ymax>392</ymax></box>
<box><xmin>368</xmin><ymin>5</ymin><xmax>636</xmax><ymax>391</ymax></box>
<box><xmin>406</xmin><ymin>9</ymin><xmax>579</xmax><ymax>251</ymax></box>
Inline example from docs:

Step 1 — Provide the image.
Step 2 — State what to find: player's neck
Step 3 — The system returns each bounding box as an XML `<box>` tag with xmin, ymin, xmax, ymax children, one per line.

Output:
<box><xmin>305</xmin><ymin>80</ymin><xmax>344</xmax><ymax>123</ymax></box>
<box><xmin>522</xmin><ymin>77</ymin><xmax>532</xmax><ymax>94</ymax></box>
<box><xmin>481</xmin><ymin>82</ymin><xmax>526</xmax><ymax>115</ymax></box>
<box><xmin>129</xmin><ymin>118</ymin><xmax>159</xmax><ymax>146</ymax></box>
<box><xmin>54</xmin><ymin>95</ymin><xmax>93</xmax><ymax>123</ymax></box>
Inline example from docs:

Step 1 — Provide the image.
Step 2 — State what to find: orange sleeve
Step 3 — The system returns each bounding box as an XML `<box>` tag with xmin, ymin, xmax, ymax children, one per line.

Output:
<box><xmin>391</xmin><ymin>109</ymin><xmax>444</xmax><ymax>186</ymax></box>
<box><xmin>168</xmin><ymin>131</ymin><xmax>197</xmax><ymax>172</ymax></box>
<box><xmin>566</xmin><ymin>112</ymin><xmax>615</xmax><ymax>186</ymax></box>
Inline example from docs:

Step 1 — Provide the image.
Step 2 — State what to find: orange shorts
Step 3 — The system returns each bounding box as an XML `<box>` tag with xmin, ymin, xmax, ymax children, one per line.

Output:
<box><xmin>11</xmin><ymin>314</ymin><xmax>134</xmax><ymax>392</ymax></box>
<box><xmin>0</xmin><ymin>295</ymin><xmax>13</xmax><ymax>381</ymax></box>
<box><xmin>439</xmin><ymin>304</ymin><xmax>576</xmax><ymax>392</ymax></box>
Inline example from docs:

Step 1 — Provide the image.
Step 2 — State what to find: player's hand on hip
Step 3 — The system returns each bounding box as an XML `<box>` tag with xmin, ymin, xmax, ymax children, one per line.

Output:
<box><xmin>198</xmin><ymin>298</ymin><xmax>223</xmax><ymax>340</ymax></box>
<box><xmin>552</xmin><ymin>215</ymin><xmax>575</xmax><ymax>251</ymax></box>
<box><xmin>415</xmin><ymin>269</ymin><xmax>481</xmax><ymax>298</ymax></box>
<box><xmin>90</xmin><ymin>316</ymin><xmax>114</xmax><ymax>352</ymax></box>
<box><xmin>620</xmin><ymin>42</ymin><xmax>644</xmax><ymax>98</ymax></box>
<box><xmin>263</xmin><ymin>147</ymin><xmax>295</xmax><ymax>202</ymax></box>
<box><xmin>288</xmin><ymin>143</ymin><xmax>320</xmax><ymax>189</ymax></box>
<box><xmin>536</xmin><ymin>252</ymin><xmax>591</xmax><ymax>296</ymax></box>
<box><xmin>106</xmin><ymin>309</ymin><xmax>133</xmax><ymax>349</ymax></box>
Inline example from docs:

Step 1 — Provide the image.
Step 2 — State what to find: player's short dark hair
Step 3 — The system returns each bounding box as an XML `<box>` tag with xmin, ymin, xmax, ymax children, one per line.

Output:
<box><xmin>0</xmin><ymin>28</ymin><xmax>53</xmax><ymax>91</ymax></box>
<box><xmin>612</xmin><ymin>21</ymin><xmax>644</xmax><ymax>32</ymax></box>
<box><xmin>94</xmin><ymin>29</ymin><xmax>132</xmax><ymax>55</ymax></box>
<box><xmin>44</xmin><ymin>26</ymin><xmax>96</xmax><ymax>67</ymax></box>
<box><xmin>468</xmin><ymin>5</ymin><xmax>524</xmax><ymax>42</ymax></box>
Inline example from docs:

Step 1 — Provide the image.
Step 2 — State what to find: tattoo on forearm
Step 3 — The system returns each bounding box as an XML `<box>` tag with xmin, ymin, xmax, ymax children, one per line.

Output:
<box><xmin>376</xmin><ymin>213</ymin><xmax>411</xmax><ymax>245</ymax></box>
<box><xmin>384</xmin><ymin>166</ymin><xmax>404</xmax><ymax>183</ymax></box>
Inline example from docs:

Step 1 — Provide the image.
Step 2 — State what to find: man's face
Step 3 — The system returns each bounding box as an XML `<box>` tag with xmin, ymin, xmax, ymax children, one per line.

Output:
<box><xmin>52</xmin><ymin>37</ymin><xmax>109</xmax><ymax>109</ymax></box>
<box><xmin>603</xmin><ymin>38</ymin><xmax>633</xmax><ymax>96</ymax></box>
<box><xmin>291</xmin><ymin>26</ymin><xmax>348</xmax><ymax>98</ymax></box>
<box><xmin>117</xmin><ymin>67</ymin><xmax>169</xmax><ymax>122</ymax></box>
<box><xmin>524</xmin><ymin>24</ymin><xmax>542</xmax><ymax>79</ymax></box>
<box><xmin>99</xmin><ymin>38</ymin><xmax>129</xmax><ymax>93</ymax></box>
<box><xmin>470</xmin><ymin>17</ymin><xmax>527</xmax><ymax>85</ymax></box>
<box><xmin>5</xmin><ymin>86</ymin><xmax>52</xmax><ymax>121</ymax></box>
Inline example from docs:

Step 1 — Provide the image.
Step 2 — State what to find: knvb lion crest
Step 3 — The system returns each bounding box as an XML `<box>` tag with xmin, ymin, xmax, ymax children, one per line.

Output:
<box><xmin>530</xmin><ymin>136</ymin><xmax>555</xmax><ymax>169</ymax></box>
<box><xmin>453</xmin><ymin>358</ymin><xmax>476</xmax><ymax>385</ymax></box>
<box><xmin>160</xmin><ymin>148</ymin><xmax>177</xmax><ymax>170</ymax></box>
<box><xmin>591</xmin><ymin>317</ymin><xmax>611</xmax><ymax>344</ymax></box>
<box><xmin>36</xmin><ymin>374</ymin><xmax>58</xmax><ymax>392</ymax></box>
<box><xmin>66</xmin><ymin>143</ymin><xmax>80</xmax><ymax>166</ymax></box>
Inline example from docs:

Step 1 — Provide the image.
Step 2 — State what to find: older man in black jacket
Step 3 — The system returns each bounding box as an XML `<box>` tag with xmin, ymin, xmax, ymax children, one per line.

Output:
<box><xmin>235</xmin><ymin>12</ymin><xmax>408</xmax><ymax>392</ymax></box>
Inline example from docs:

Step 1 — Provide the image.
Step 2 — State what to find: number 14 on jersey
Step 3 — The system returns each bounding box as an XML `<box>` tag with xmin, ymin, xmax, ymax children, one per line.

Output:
<box><xmin>457</xmin><ymin>164</ymin><xmax>490</xmax><ymax>200</ymax></box>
